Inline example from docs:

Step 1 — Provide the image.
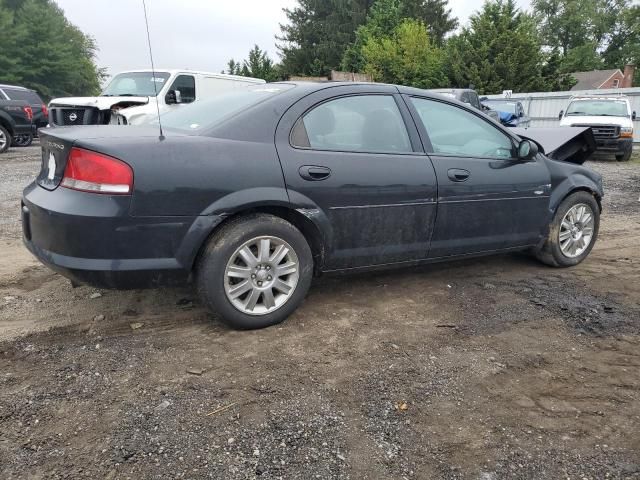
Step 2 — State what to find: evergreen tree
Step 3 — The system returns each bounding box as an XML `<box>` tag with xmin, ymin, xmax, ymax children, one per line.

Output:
<box><xmin>226</xmin><ymin>45</ymin><xmax>280</xmax><ymax>81</ymax></box>
<box><xmin>445</xmin><ymin>0</ymin><xmax>555</xmax><ymax>94</ymax></box>
<box><xmin>277</xmin><ymin>0</ymin><xmax>373</xmax><ymax>77</ymax></box>
<box><xmin>400</xmin><ymin>0</ymin><xmax>458</xmax><ymax>45</ymax></box>
<box><xmin>0</xmin><ymin>0</ymin><xmax>103</xmax><ymax>99</ymax></box>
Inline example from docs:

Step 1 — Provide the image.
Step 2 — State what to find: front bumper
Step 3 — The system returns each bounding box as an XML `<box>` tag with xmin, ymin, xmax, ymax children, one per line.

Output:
<box><xmin>593</xmin><ymin>136</ymin><xmax>633</xmax><ymax>154</ymax></box>
<box><xmin>21</xmin><ymin>182</ymin><xmax>223</xmax><ymax>289</ymax></box>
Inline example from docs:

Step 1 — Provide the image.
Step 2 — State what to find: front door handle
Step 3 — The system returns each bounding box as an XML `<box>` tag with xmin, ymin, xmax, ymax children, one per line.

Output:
<box><xmin>447</xmin><ymin>168</ymin><xmax>470</xmax><ymax>182</ymax></box>
<box><xmin>299</xmin><ymin>165</ymin><xmax>331</xmax><ymax>181</ymax></box>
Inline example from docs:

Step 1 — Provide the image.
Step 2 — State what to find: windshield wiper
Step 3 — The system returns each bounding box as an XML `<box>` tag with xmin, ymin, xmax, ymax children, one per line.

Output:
<box><xmin>566</xmin><ymin>112</ymin><xmax>586</xmax><ymax>115</ymax></box>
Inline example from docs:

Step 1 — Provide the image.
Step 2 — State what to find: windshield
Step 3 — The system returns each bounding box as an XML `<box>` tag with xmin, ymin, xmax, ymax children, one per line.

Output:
<box><xmin>157</xmin><ymin>84</ymin><xmax>295</xmax><ymax>132</ymax></box>
<box><xmin>484</xmin><ymin>101</ymin><xmax>517</xmax><ymax>114</ymax></box>
<box><xmin>102</xmin><ymin>72</ymin><xmax>170</xmax><ymax>97</ymax></box>
<box><xmin>566</xmin><ymin>100</ymin><xmax>628</xmax><ymax>117</ymax></box>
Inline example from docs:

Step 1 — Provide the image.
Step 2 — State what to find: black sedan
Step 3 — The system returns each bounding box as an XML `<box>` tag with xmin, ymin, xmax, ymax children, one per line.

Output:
<box><xmin>22</xmin><ymin>82</ymin><xmax>603</xmax><ymax>329</ymax></box>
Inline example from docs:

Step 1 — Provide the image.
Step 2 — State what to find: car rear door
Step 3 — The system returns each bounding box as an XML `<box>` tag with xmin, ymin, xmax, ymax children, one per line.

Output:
<box><xmin>406</xmin><ymin>95</ymin><xmax>551</xmax><ymax>258</ymax></box>
<box><xmin>275</xmin><ymin>85</ymin><xmax>438</xmax><ymax>270</ymax></box>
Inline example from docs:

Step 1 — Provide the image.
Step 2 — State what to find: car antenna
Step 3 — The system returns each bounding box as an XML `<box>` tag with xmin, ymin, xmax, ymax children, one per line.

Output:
<box><xmin>142</xmin><ymin>0</ymin><xmax>164</xmax><ymax>140</ymax></box>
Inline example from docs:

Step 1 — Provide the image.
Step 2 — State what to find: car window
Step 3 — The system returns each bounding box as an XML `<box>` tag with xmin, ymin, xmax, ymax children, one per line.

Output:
<box><xmin>169</xmin><ymin>75</ymin><xmax>196</xmax><ymax>103</ymax></box>
<box><xmin>468</xmin><ymin>92</ymin><xmax>480</xmax><ymax>109</ymax></box>
<box><xmin>411</xmin><ymin>97</ymin><xmax>514</xmax><ymax>159</ymax></box>
<box><xmin>293</xmin><ymin>95</ymin><xmax>412</xmax><ymax>154</ymax></box>
<box><xmin>4</xmin><ymin>88</ymin><xmax>42</xmax><ymax>104</ymax></box>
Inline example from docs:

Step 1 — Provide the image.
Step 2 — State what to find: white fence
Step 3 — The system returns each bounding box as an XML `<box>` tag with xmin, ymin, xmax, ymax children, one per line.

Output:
<box><xmin>485</xmin><ymin>87</ymin><xmax>640</xmax><ymax>143</ymax></box>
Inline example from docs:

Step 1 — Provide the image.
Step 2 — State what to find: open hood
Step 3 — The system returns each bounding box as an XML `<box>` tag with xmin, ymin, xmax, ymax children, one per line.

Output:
<box><xmin>512</xmin><ymin>127</ymin><xmax>596</xmax><ymax>165</ymax></box>
<box><xmin>49</xmin><ymin>96</ymin><xmax>150</xmax><ymax>110</ymax></box>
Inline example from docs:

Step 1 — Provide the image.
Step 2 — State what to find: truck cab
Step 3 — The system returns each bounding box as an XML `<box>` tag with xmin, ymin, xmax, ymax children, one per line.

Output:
<box><xmin>48</xmin><ymin>69</ymin><xmax>266</xmax><ymax>127</ymax></box>
<box><xmin>559</xmin><ymin>96</ymin><xmax>635</xmax><ymax>161</ymax></box>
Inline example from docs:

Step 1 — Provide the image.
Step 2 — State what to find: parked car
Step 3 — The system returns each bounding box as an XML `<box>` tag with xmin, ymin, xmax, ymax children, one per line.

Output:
<box><xmin>0</xmin><ymin>84</ymin><xmax>47</xmax><ymax>145</ymax></box>
<box><xmin>23</xmin><ymin>82</ymin><xmax>603</xmax><ymax>329</ymax></box>
<box><xmin>559</xmin><ymin>95</ymin><xmax>635</xmax><ymax>161</ymax></box>
<box><xmin>428</xmin><ymin>88</ymin><xmax>500</xmax><ymax>122</ymax></box>
<box><xmin>0</xmin><ymin>99</ymin><xmax>33</xmax><ymax>153</ymax></box>
<box><xmin>480</xmin><ymin>99</ymin><xmax>531</xmax><ymax>127</ymax></box>
<box><xmin>48</xmin><ymin>69</ymin><xmax>266</xmax><ymax>127</ymax></box>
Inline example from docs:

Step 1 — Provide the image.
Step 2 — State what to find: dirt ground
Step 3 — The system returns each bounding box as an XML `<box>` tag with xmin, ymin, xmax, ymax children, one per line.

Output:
<box><xmin>1</xmin><ymin>141</ymin><xmax>639</xmax><ymax>480</ymax></box>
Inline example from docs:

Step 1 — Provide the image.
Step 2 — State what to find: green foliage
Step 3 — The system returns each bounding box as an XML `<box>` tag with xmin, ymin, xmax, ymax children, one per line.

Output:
<box><xmin>226</xmin><ymin>45</ymin><xmax>280</xmax><ymax>82</ymax></box>
<box><xmin>400</xmin><ymin>0</ymin><xmax>458</xmax><ymax>45</ymax></box>
<box><xmin>277</xmin><ymin>0</ymin><xmax>373</xmax><ymax>77</ymax></box>
<box><xmin>361</xmin><ymin>18</ymin><xmax>447</xmax><ymax>88</ymax></box>
<box><xmin>532</xmin><ymin>0</ymin><xmax>639</xmax><ymax>74</ymax></box>
<box><xmin>0</xmin><ymin>0</ymin><xmax>103</xmax><ymax>99</ymax></box>
<box><xmin>444</xmin><ymin>0</ymin><xmax>559</xmax><ymax>94</ymax></box>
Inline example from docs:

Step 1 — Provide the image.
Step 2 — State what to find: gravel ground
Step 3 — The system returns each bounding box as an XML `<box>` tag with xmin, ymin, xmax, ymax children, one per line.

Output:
<box><xmin>1</xmin><ymin>141</ymin><xmax>639</xmax><ymax>479</ymax></box>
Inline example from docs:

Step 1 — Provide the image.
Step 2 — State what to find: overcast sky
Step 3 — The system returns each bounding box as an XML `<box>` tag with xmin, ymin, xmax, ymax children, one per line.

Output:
<box><xmin>54</xmin><ymin>0</ymin><xmax>532</xmax><ymax>78</ymax></box>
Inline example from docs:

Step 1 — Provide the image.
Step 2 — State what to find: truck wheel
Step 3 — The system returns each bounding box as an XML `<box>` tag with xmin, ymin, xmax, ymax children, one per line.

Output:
<box><xmin>197</xmin><ymin>214</ymin><xmax>313</xmax><ymax>330</ymax></box>
<box><xmin>615</xmin><ymin>148</ymin><xmax>632</xmax><ymax>162</ymax></box>
<box><xmin>12</xmin><ymin>134</ymin><xmax>33</xmax><ymax>147</ymax></box>
<box><xmin>0</xmin><ymin>125</ymin><xmax>10</xmax><ymax>154</ymax></box>
<box><xmin>535</xmin><ymin>191</ymin><xmax>599</xmax><ymax>267</ymax></box>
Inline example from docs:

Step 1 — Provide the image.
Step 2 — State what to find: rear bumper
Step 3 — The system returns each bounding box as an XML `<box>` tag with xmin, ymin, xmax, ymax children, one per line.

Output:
<box><xmin>21</xmin><ymin>182</ymin><xmax>223</xmax><ymax>289</ymax></box>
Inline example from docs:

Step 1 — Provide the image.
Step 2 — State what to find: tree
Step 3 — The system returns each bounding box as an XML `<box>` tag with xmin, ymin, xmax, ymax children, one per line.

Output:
<box><xmin>361</xmin><ymin>18</ymin><xmax>447</xmax><ymax>88</ymax></box>
<box><xmin>277</xmin><ymin>0</ymin><xmax>373</xmax><ymax>77</ymax></box>
<box><xmin>342</xmin><ymin>0</ymin><xmax>405</xmax><ymax>72</ymax></box>
<box><xmin>400</xmin><ymin>0</ymin><xmax>458</xmax><ymax>45</ymax></box>
<box><xmin>0</xmin><ymin>0</ymin><xmax>103</xmax><ymax>99</ymax></box>
<box><xmin>225</xmin><ymin>45</ymin><xmax>280</xmax><ymax>81</ymax></box>
<box><xmin>532</xmin><ymin>0</ymin><xmax>638</xmax><ymax>73</ymax></box>
<box><xmin>445</xmin><ymin>0</ymin><xmax>557</xmax><ymax>94</ymax></box>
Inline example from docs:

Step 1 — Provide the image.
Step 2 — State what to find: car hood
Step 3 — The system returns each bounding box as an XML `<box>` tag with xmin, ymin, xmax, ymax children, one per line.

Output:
<box><xmin>49</xmin><ymin>96</ymin><xmax>150</xmax><ymax>109</ymax></box>
<box><xmin>560</xmin><ymin>115</ymin><xmax>633</xmax><ymax>127</ymax></box>
<box><xmin>512</xmin><ymin>127</ymin><xmax>596</xmax><ymax>165</ymax></box>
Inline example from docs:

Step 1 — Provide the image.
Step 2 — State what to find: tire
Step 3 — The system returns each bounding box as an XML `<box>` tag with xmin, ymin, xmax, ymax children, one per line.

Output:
<box><xmin>535</xmin><ymin>191</ymin><xmax>599</xmax><ymax>267</ymax></box>
<box><xmin>615</xmin><ymin>148</ymin><xmax>632</xmax><ymax>162</ymax></box>
<box><xmin>12</xmin><ymin>134</ymin><xmax>33</xmax><ymax>147</ymax></box>
<box><xmin>197</xmin><ymin>214</ymin><xmax>313</xmax><ymax>330</ymax></box>
<box><xmin>0</xmin><ymin>125</ymin><xmax>11</xmax><ymax>154</ymax></box>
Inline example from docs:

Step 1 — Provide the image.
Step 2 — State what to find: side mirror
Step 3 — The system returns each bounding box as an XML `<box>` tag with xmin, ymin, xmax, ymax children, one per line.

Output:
<box><xmin>633</xmin><ymin>111</ymin><xmax>636</xmax><ymax>120</ymax></box>
<box><xmin>558</xmin><ymin>110</ymin><xmax>564</xmax><ymax>120</ymax></box>
<box><xmin>518</xmin><ymin>139</ymin><xmax>538</xmax><ymax>161</ymax></box>
<box><xmin>165</xmin><ymin>89</ymin><xmax>182</xmax><ymax>105</ymax></box>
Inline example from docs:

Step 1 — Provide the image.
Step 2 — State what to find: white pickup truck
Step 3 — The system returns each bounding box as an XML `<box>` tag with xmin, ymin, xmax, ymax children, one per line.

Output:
<box><xmin>48</xmin><ymin>69</ymin><xmax>265</xmax><ymax>127</ymax></box>
<box><xmin>559</xmin><ymin>95</ymin><xmax>635</xmax><ymax>161</ymax></box>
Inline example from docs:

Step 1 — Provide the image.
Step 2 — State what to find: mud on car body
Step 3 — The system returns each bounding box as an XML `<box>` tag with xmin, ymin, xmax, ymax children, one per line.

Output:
<box><xmin>23</xmin><ymin>82</ymin><xmax>603</xmax><ymax>329</ymax></box>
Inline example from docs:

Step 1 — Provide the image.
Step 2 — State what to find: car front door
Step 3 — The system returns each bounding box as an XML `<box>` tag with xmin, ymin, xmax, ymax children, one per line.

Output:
<box><xmin>275</xmin><ymin>86</ymin><xmax>438</xmax><ymax>270</ymax></box>
<box><xmin>406</xmin><ymin>96</ymin><xmax>551</xmax><ymax>258</ymax></box>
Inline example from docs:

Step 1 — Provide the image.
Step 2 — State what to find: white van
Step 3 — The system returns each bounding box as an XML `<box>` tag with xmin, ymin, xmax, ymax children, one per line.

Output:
<box><xmin>559</xmin><ymin>95</ymin><xmax>635</xmax><ymax>161</ymax></box>
<box><xmin>48</xmin><ymin>69</ymin><xmax>266</xmax><ymax>127</ymax></box>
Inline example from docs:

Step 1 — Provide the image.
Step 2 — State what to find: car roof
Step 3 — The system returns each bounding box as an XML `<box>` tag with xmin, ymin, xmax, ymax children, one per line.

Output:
<box><xmin>110</xmin><ymin>69</ymin><xmax>265</xmax><ymax>83</ymax></box>
<box><xmin>570</xmin><ymin>96</ymin><xmax>629</xmax><ymax>102</ymax></box>
<box><xmin>0</xmin><ymin>83</ymin><xmax>33</xmax><ymax>91</ymax></box>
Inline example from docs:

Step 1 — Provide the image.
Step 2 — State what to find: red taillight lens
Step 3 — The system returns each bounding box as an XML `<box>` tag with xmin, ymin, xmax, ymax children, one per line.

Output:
<box><xmin>24</xmin><ymin>106</ymin><xmax>33</xmax><ymax>121</ymax></box>
<box><xmin>42</xmin><ymin>103</ymin><xmax>48</xmax><ymax>117</ymax></box>
<box><xmin>61</xmin><ymin>148</ymin><xmax>133</xmax><ymax>195</ymax></box>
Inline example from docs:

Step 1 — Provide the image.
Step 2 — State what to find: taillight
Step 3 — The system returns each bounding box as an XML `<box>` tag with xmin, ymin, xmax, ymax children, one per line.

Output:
<box><xmin>42</xmin><ymin>103</ymin><xmax>48</xmax><ymax>117</ymax></box>
<box><xmin>61</xmin><ymin>148</ymin><xmax>133</xmax><ymax>194</ymax></box>
<box><xmin>23</xmin><ymin>106</ymin><xmax>33</xmax><ymax>121</ymax></box>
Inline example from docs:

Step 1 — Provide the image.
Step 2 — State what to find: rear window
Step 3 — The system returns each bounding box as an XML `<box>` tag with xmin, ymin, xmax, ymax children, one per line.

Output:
<box><xmin>157</xmin><ymin>84</ymin><xmax>295</xmax><ymax>132</ymax></box>
<box><xmin>4</xmin><ymin>88</ymin><xmax>42</xmax><ymax>104</ymax></box>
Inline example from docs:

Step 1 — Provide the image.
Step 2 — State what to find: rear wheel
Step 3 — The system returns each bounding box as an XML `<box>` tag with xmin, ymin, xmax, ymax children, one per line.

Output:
<box><xmin>197</xmin><ymin>214</ymin><xmax>313</xmax><ymax>329</ymax></box>
<box><xmin>0</xmin><ymin>125</ymin><xmax>10</xmax><ymax>154</ymax></box>
<box><xmin>535</xmin><ymin>191</ymin><xmax>599</xmax><ymax>267</ymax></box>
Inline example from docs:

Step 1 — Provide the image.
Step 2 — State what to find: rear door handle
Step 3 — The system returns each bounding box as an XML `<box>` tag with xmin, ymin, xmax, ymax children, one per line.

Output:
<box><xmin>299</xmin><ymin>165</ymin><xmax>331</xmax><ymax>181</ymax></box>
<box><xmin>447</xmin><ymin>168</ymin><xmax>470</xmax><ymax>182</ymax></box>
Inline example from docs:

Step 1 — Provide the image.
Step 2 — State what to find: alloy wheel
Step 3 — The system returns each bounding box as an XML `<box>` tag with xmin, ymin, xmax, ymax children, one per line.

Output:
<box><xmin>0</xmin><ymin>130</ymin><xmax>7</xmax><ymax>150</ymax></box>
<box><xmin>559</xmin><ymin>203</ymin><xmax>595</xmax><ymax>258</ymax></box>
<box><xmin>224</xmin><ymin>236</ymin><xmax>300</xmax><ymax>315</ymax></box>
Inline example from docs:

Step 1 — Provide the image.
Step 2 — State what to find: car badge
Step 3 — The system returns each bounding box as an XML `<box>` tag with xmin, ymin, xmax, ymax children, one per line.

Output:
<box><xmin>47</xmin><ymin>152</ymin><xmax>56</xmax><ymax>180</ymax></box>
<box><xmin>69</xmin><ymin>112</ymin><xmax>78</xmax><ymax>122</ymax></box>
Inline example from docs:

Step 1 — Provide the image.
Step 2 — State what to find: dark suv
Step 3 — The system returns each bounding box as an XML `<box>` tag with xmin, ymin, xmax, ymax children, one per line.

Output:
<box><xmin>0</xmin><ymin>84</ymin><xmax>48</xmax><ymax>142</ymax></box>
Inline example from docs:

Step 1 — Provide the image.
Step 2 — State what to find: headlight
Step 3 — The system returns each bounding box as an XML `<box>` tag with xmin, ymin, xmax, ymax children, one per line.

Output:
<box><xmin>620</xmin><ymin>127</ymin><xmax>633</xmax><ymax>138</ymax></box>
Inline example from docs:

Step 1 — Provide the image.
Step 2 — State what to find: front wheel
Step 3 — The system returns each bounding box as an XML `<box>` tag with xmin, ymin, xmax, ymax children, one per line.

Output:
<box><xmin>535</xmin><ymin>191</ymin><xmax>600</xmax><ymax>267</ymax></box>
<box><xmin>0</xmin><ymin>125</ymin><xmax>11</xmax><ymax>154</ymax></box>
<box><xmin>197</xmin><ymin>214</ymin><xmax>313</xmax><ymax>330</ymax></box>
<box><xmin>615</xmin><ymin>148</ymin><xmax>632</xmax><ymax>162</ymax></box>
